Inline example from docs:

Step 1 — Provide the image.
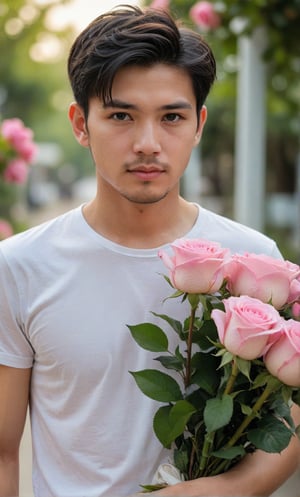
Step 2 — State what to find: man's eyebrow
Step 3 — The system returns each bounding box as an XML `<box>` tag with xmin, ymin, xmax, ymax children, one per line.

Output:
<box><xmin>102</xmin><ymin>99</ymin><xmax>136</xmax><ymax>109</ymax></box>
<box><xmin>161</xmin><ymin>102</ymin><xmax>193</xmax><ymax>110</ymax></box>
<box><xmin>102</xmin><ymin>99</ymin><xmax>193</xmax><ymax>110</ymax></box>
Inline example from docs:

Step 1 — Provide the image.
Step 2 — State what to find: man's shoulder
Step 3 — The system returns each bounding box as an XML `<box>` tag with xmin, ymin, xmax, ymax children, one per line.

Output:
<box><xmin>194</xmin><ymin>206</ymin><xmax>281</xmax><ymax>258</ymax></box>
<box><xmin>0</xmin><ymin>206</ymin><xmax>81</xmax><ymax>261</ymax></box>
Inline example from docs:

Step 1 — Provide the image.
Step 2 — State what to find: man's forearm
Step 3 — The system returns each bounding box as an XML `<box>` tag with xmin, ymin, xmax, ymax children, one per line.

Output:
<box><xmin>0</xmin><ymin>454</ymin><xmax>19</xmax><ymax>497</ymax></box>
<box><xmin>156</xmin><ymin>404</ymin><xmax>300</xmax><ymax>497</ymax></box>
<box><xmin>155</xmin><ymin>451</ymin><xmax>299</xmax><ymax>497</ymax></box>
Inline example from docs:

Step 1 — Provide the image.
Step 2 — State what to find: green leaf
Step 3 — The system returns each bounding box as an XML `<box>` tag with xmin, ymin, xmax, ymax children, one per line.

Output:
<box><xmin>204</xmin><ymin>394</ymin><xmax>234</xmax><ymax>433</ymax></box>
<box><xmin>140</xmin><ymin>484</ymin><xmax>167</xmax><ymax>492</ymax></box>
<box><xmin>130</xmin><ymin>369</ymin><xmax>183</xmax><ymax>402</ymax></box>
<box><xmin>236</xmin><ymin>357</ymin><xmax>251</xmax><ymax>382</ymax></box>
<box><xmin>240</xmin><ymin>403</ymin><xmax>252</xmax><ymax>416</ymax></box>
<box><xmin>153</xmin><ymin>401</ymin><xmax>196</xmax><ymax>448</ymax></box>
<box><xmin>169</xmin><ymin>400</ymin><xmax>197</xmax><ymax>429</ymax></box>
<box><xmin>153</xmin><ymin>405</ymin><xmax>174</xmax><ymax>448</ymax></box>
<box><xmin>151</xmin><ymin>311</ymin><xmax>183</xmax><ymax>336</ymax></box>
<box><xmin>127</xmin><ymin>323</ymin><xmax>168</xmax><ymax>352</ymax></box>
<box><xmin>188</xmin><ymin>293</ymin><xmax>200</xmax><ymax>310</ymax></box>
<box><xmin>251</xmin><ymin>371</ymin><xmax>269</xmax><ymax>389</ymax></box>
<box><xmin>202</xmin><ymin>315</ymin><xmax>219</xmax><ymax>332</ymax></box>
<box><xmin>192</xmin><ymin>352</ymin><xmax>220</xmax><ymax>395</ymax></box>
<box><xmin>175</xmin><ymin>346</ymin><xmax>185</xmax><ymax>362</ymax></box>
<box><xmin>292</xmin><ymin>388</ymin><xmax>300</xmax><ymax>407</ymax></box>
<box><xmin>174</xmin><ymin>446</ymin><xmax>189</xmax><ymax>475</ymax></box>
<box><xmin>248</xmin><ymin>417</ymin><xmax>293</xmax><ymax>453</ymax></box>
<box><xmin>281</xmin><ymin>385</ymin><xmax>293</xmax><ymax>404</ymax></box>
<box><xmin>163</xmin><ymin>289</ymin><xmax>185</xmax><ymax>301</ymax></box>
<box><xmin>192</xmin><ymin>318</ymin><xmax>218</xmax><ymax>349</ymax></box>
<box><xmin>212</xmin><ymin>445</ymin><xmax>245</xmax><ymax>460</ymax></box>
<box><xmin>155</xmin><ymin>354</ymin><xmax>184</xmax><ymax>371</ymax></box>
<box><xmin>160</xmin><ymin>273</ymin><xmax>174</xmax><ymax>288</ymax></box>
<box><xmin>271</xmin><ymin>398</ymin><xmax>294</xmax><ymax>429</ymax></box>
<box><xmin>219</xmin><ymin>351</ymin><xmax>234</xmax><ymax>368</ymax></box>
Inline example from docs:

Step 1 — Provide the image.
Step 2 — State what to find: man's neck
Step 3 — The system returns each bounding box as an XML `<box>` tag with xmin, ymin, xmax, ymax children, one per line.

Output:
<box><xmin>82</xmin><ymin>194</ymin><xmax>198</xmax><ymax>249</ymax></box>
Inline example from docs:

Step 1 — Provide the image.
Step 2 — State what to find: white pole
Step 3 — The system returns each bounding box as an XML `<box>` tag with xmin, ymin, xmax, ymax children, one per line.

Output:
<box><xmin>233</xmin><ymin>27</ymin><xmax>267</xmax><ymax>231</ymax></box>
<box><xmin>183</xmin><ymin>147</ymin><xmax>202</xmax><ymax>201</ymax></box>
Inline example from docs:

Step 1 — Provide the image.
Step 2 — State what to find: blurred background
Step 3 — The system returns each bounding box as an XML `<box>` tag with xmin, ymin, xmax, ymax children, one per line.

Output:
<box><xmin>0</xmin><ymin>0</ymin><xmax>299</xmax><ymax>496</ymax></box>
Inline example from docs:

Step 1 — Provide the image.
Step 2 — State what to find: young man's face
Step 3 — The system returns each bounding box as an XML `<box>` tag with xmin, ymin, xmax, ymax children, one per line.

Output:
<box><xmin>69</xmin><ymin>63</ymin><xmax>207</xmax><ymax>205</ymax></box>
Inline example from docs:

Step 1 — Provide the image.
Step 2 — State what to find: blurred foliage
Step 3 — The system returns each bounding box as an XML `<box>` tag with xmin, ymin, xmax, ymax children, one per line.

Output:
<box><xmin>0</xmin><ymin>1</ymin><xmax>70</xmax><ymax>119</ymax></box>
<box><xmin>146</xmin><ymin>0</ymin><xmax>300</xmax><ymax>111</ymax></box>
<box><xmin>266</xmin><ymin>226</ymin><xmax>299</xmax><ymax>264</ymax></box>
<box><xmin>0</xmin><ymin>0</ymin><xmax>89</xmax><ymax>176</ymax></box>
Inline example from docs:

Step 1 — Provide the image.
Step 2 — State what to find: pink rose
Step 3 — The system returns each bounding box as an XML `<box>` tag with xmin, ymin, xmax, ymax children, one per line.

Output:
<box><xmin>264</xmin><ymin>319</ymin><xmax>300</xmax><ymax>387</ymax></box>
<box><xmin>292</xmin><ymin>302</ymin><xmax>300</xmax><ymax>320</ymax></box>
<box><xmin>189</xmin><ymin>1</ymin><xmax>221</xmax><ymax>31</ymax></box>
<box><xmin>4</xmin><ymin>158</ymin><xmax>28</xmax><ymax>183</ymax></box>
<box><xmin>211</xmin><ymin>296</ymin><xmax>282</xmax><ymax>360</ymax></box>
<box><xmin>149</xmin><ymin>0</ymin><xmax>169</xmax><ymax>10</ymax></box>
<box><xmin>288</xmin><ymin>275</ymin><xmax>300</xmax><ymax>304</ymax></box>
<box><xmin>0</xmin><ymin>219</ymin><xmax>13</xmax><ymax>240</ymax></box>
<box><xmin>1</xmin><ymin>118</ymin><xmax>37</xmax><ymax>163</ymax></box>
<box><xmin>225</xmin><ymin>253</ymin><xmax>300</xmax><ymax>310</ymax></box>
<box><xmin>158</xmin><ymin>238</ymin><xmax>230</xmax><ymax>294</ymax></box>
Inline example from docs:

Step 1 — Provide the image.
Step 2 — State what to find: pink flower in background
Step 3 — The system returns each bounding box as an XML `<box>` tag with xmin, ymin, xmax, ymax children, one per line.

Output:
<box><xmin>264</xmin><ymin>319</ymin><xmax>300</xmax><ymax>387</ymax></box>
<box><xmin>0</xmin><ymin>219</ymin><xmax>13</xmax><ymax>240</ymax></box>
<box><xmin>158</xmin><ymin>238</ymin><xmax>230</xmax><ymax>294</ymax></box>
<box><xmin>211</xmin><ymin>295</ymin><xmax>282</xmax><ymax>360</ymax></box>
<box><xmin>190</xmin><ymin>1</ymin><xmax>221</xmax><ymax>31</ymax></box>
<box><xmin>3</xmin><ymin>158</ymin><xmax>28</xmax><ymax>183</ymax></box>
<box><xmin>149</xmin><ymin>0</ymin><xmax>170</xmax><ymax>10</ymax></box>
<box><xmin>0</xmin><ymin>117</ymin><xmax>37</xmax><ymax>184</ymax></box>
<box><xmin>225</xmin><ymin>252</ymin><xmax>300</xmax><ymax>310</ymax></box>
<box><xmin>1</xmin><ymin>118</ymin><xmax>37</xmax><ymax>163</ymax></box>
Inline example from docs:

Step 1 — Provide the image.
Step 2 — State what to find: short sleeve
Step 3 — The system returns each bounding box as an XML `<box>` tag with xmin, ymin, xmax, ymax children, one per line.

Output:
<box><xmin>0</xmin><ymin>248</ymin><xmax>34</xmax><ymax>368</ymax></box>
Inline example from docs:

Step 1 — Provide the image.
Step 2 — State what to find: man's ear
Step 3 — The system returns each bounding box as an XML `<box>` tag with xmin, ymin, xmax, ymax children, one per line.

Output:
<box><xmin>194</xmin><ymin>105</ymin><xmax>207</xmax><ymax>146</ymax></box>
<box><xmin>68</xmin><ymin>102</ymin><xmax>89</xmax><ymax>147</ymax></box>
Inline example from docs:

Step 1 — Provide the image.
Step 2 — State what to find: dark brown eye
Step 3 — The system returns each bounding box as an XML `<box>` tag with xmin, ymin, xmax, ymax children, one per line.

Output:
<box><xmin>164</xmin><ymin>113</ymin><xmax>181</xmax><ymax>122</ymax></box>
<box><xmin>111</xmin><ymin>112</ymin><xmax>130</xmax><ymax>121</ymax></box>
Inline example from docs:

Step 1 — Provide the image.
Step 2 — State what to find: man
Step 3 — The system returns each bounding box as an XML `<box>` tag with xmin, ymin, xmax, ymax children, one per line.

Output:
<box><xmin>0</xmin><ymin>5</ymin><xmax>299</xmax><ymax>497</ymax></box>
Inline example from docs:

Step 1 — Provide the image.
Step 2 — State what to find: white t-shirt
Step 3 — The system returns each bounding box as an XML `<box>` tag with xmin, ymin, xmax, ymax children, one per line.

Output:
<box><xmin>0</xmin><ymin>204</ymin><xmax>281</xmax><ymax>497</ymax></box>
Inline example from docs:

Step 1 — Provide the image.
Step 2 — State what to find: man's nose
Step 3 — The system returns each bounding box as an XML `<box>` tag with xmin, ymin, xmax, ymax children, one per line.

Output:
<box><xmin>132</xmin><ymin>122</ymin><xmax>162</xmax><ymax>155</ymax></box>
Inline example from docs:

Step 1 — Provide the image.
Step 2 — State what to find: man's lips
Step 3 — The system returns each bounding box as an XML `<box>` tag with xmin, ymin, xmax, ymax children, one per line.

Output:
<box><xmin>127</xmin><ymin>164</ymin><xmax>165</xmax><ymax>180</ymax></box>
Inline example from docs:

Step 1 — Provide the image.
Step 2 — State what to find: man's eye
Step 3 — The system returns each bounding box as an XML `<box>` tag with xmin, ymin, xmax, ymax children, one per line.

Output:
<box><xmin>111</xmin><ymin>112</ymin><xmax>130</xmax><ymax>121</ymax></box>
<box><xmin>163</xmin><ymin>113</ymin><xmax>181</xmax><ymax>122</ymax></box>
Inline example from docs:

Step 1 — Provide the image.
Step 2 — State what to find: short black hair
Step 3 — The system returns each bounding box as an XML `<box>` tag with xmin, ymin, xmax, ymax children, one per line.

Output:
<box><xmin>68</xmin><ymin>4</ymin><xmax>216</xmax><ymax>117</ymax></box>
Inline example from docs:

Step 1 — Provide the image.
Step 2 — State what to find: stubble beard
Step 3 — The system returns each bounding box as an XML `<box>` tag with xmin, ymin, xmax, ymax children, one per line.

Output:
<box><xmin>120</xmin><ymin>184</ymin><xmax>170</xmax><ymax>205</ymax></box>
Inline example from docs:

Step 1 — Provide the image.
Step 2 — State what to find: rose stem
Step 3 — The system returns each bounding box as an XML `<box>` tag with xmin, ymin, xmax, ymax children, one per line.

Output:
<box><xmin>224</xmin><ymin>359</ymin><xmax>239</xmax><ymax>395</ymax></box>
<box><xmin>185</xmin><ymin>305</ymin><xmax>196</xmax><ymax>388</ymax></box>
<box><xmin>210</xmin><ymin>377</ymin><xmax>281</xmax><ymax>475</ymax></box>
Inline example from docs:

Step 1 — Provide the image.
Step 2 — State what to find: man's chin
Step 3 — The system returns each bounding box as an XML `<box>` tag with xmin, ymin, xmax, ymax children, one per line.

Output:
<box><xmin>122</xmin><ymin>191</ymin><xmax>169</xmax><ymax>205</ymax></box>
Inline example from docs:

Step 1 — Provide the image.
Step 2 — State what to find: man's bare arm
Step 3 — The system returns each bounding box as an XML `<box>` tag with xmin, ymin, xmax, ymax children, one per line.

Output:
<box><xmin>156</xmin><ymin>403</ymin><xmax>300</xmax><ymax>497</ymax></box>
<box><xmin>0</xmin><ymin>365</ymin><xmax>31</xmax><ymax>497</ymax></box>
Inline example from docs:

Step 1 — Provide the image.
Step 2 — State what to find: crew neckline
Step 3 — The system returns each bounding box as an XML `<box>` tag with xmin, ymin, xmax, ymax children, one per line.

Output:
<box><xmin>75</xmin><ymin>203</ymin><xmax>202</xmax><ymax>257</ymax></box>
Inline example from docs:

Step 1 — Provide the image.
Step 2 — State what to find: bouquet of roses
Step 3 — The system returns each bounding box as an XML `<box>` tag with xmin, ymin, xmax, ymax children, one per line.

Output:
<box><xmin>128</xmin><ymin>238</ymin><xmax>300</xmax><ymax>491</ymax></box>
<box><xmin>0</xmin><ymin>117</ymin><xmax>37</xmax><ymax>184</ymax></box>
